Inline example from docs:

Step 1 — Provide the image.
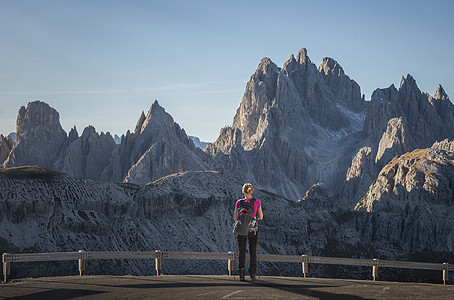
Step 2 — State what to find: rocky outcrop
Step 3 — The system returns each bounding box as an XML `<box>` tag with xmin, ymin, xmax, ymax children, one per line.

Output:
<box><xmin>341</xmin><ymin>147</ymin><xmax>378</xmax><ymax>205</ymax></box>
<box><xmin>354</xmin><ymin>143</ymin><xmax>454</xmax><ymax>252</ymax></box>
<box><xmin>318</xmin><ymin>57</ymin><xmax>364</xmax><ymax>112</ymax></box>
<box><xmin>0</xmin><ymin>134</ymin><xmax>14</xmax><ymax>165</ymax></box>
<box><xmin>356</xmin><ymin>146</ymin><xmax>454</xmax><ymax>211</ymax></box>
<box><xmin>1</xmin><ymin>167</ymin><xmax>452</xmax><ymax>282</ymax></box>
<box><xmin>230</xmin><ymin>57</ymin><xmax>281</xmax><ymax>149</ymax></box>
<box><xmin>206</xmin><ymin>48</ymin><xmax>367</xmax><ymax>200</ymax></box>
<box><xmin>2</xmin><ymin>100</ymin><xmax>214</xmax><ymax>185</ymax></box>
<box><xmin>300</xmin><ymin>182</ymin><xmax>333</xmax><ymax>209</ymax></box>
<box><xmin>375</xmin><ymin>117</ymin><xmax>413</xmax><ymax>167</ymax></box>
<box><xmin>432</xmin><ymin>138</ymin><xmax>454</xmax><ymax>152</ymax></box>
<box><xmin>102</xmin><ymin>100</ymin><xmax>212</xmax><ymax>184</ymax></box>
<box><xmin>281</xmin><ymin>49</ymin><xmax>352</xmax><ymax>131</ymax></box>
<box><xmin>429</xmin><ymin>85</ymin><xmax>454</xmax><ymax>135</ymax></box>
<box><xmin>362</xmin><ymin>76</ymin><xmax>453</xmax><ymax>146</ymax></box>
<box><xmin>342</xmin><ymin>77</ymin><xmax>454</xmax><ymax>207</ymax></box>
<box><xmin>3</xmin><ymin>101</ymin><xmax>67</xmax><ymax>169</ymax></box>
<box><xmin>56</xmin><ymin>126</ymin><xmax>116</xmax><ymax>180</ymax></box>
<box><xmin>205</xmin><ymin>127</ymin><xmax>243</xmax><ymax>156</ymax></box>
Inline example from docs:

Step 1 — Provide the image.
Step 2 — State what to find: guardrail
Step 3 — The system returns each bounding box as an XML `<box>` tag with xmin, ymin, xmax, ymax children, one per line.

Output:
<box><xmin>2</xmin><ymin>250</ymin><xmax>453</xmax><ymax>285</ymax></box>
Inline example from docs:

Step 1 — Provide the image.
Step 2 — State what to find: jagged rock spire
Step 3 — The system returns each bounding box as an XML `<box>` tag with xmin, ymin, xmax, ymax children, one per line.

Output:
<box><xmin>399</xmin><ymin>74</ymin><xmax>418</xmax><ymax>91</ymax></box>
<box><xmin>297</xmin><ymin>48</ymin><xmax>311</xmax><ymax>64</ymax></box>
<box><xmin>318</xmin><ymin>57</ymin><xmax>345</xmax><ymax>77</ymax></box>
<box><xmin>134</xmin><ymin>111</ymin><xmax>146</xmax><ymax>135</ymax></box>
<box><xmin>434</xmin><ymin>84</ymin><xmax>449</xmax><ymax>101</ymax></box>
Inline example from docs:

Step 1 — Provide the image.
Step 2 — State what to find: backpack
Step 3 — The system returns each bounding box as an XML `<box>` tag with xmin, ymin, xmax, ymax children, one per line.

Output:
<box><xmin>234</xmin><ymin>199</ymin><xmax>257</xmax><ymax>236</ymax></box>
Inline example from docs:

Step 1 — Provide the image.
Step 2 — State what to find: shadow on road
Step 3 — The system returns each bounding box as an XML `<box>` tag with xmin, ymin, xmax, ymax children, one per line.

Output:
<box><xmin>6</xmin><ymin>288</ymin><xmax>105</xmax><ymax>300</ymax></box>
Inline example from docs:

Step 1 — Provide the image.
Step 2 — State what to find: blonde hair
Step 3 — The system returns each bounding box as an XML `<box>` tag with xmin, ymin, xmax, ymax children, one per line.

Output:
<box><xmin>242</xmin><ymin>183</ymin><xmax>254</xmax><ymax>194</ymax></box>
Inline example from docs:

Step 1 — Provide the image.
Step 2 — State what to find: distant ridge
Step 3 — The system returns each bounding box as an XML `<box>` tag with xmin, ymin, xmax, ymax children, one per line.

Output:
<box><xmin>1</xmin><ymin>48</ymin><xmax>453</xmax><ymax>207</ymax></box>
<box><xmin>189</xmin><ymin>136</ymin><xmax>209</xmax><ymax>150</ymax></box>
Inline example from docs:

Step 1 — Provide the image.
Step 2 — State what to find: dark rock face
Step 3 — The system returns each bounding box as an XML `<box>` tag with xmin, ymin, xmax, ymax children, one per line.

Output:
<box><xmin>280</xmin><ymin>49</ymin><xmax>352</xmax><ymax>131</ymax></box>
<box><xmin>102</xmin><ymin>100</ymin><xmax>212</xmax><ymax>184</ymax></box>
<box><xmin>1</xmin><ymin>169</ymin><xmax>452</xmax><ymax>283</ymax></box>
<box><xmin>318</xmin><ymin>57</ymin><xmax>364</xmax><ymax>112</ymax></box>
<box><xmin>3</xmin><ymin>101</ymin><xmax>67</xmax><ymax>169</ymax></box>
<box><xmin>207</xmin><ymin>48</ymin><xmax>368</xmax><ymax>199</ymax></box>
<box><xmin>55</xmin><ymin>126</ymin><xmax>117</xmax><ymax>180</ymax></box>
<box><xmin>2</xmin><ymin>100</ymin><xmax>212</xmax><ymax>185</ymax></box>
<box><xmin>0</xmin><ymin>134</ymin><xmax>14</xmax><ymax>165</ymax></box>
<box><xmin>362</xmin><ymin>76</ymin><xmax>453</xmax><ymax>147</ymax></box>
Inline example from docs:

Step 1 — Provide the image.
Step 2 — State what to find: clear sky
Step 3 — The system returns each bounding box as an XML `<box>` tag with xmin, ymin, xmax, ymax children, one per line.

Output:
<box><xmin>1</xmin><ymin>0</ymin><xmax>453</xmax><ymax>142</ymax></box>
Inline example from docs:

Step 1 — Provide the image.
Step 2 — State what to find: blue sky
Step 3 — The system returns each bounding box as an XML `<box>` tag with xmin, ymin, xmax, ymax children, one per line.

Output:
<box><xmin>1</xmin><ymin>0</ymin><xmax>453</xmax><ymax>142</ymax></box>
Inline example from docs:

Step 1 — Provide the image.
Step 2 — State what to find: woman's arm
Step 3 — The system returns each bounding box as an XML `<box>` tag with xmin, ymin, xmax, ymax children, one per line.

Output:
<box><xmin>256</xmin><ymin>206</ymin><xmax>263</xmax><ymax>220</ymax></box>
<box><xmin>233</xmin><ymin>206</ymin><xmax>238</xmax><ymax>221</ymax></box>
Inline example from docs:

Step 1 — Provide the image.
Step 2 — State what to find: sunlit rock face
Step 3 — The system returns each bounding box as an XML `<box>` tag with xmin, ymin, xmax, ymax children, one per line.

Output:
<box><xmin>355</xmin><ymin>142</ymin><xmax>454</xmax><ymax>253</ymax></box>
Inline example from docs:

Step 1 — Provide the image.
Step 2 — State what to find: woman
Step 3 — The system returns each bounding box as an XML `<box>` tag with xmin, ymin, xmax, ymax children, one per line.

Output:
<box><xmin>233</xmin><ymin>183</ymin><xmax>263</xmax><ymax>281</ymax></box>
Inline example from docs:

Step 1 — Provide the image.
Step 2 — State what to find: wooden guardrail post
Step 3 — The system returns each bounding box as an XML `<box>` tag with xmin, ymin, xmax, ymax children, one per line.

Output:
<box><xmin>228</xmin><ymin>251</ymin><xmax>235</xmax><ymax>276</ymax></box>
<box><xmin>443</xmin><ymin>263</ymin><xmax>449</xmax><ymax>285</ymax></box>
<box><xmin>2</xmin><ymin>253</ymin><xmax>11</xmax><ymax>283</ymax></box>
<box><xmin>302</xmin><ymin>255</ymin><xmax>309</xmax><ymax>278</ymax></box>
<box><xmin>155</xmin><ymin>250</ymin><xmax>162</xmax><ymax>276</ymax></box>
<box><xmin>78</xmin><ymin>250</ymin><xmax>86</xmax><ymax>276</ymax></box>
<box><xmin>372</xmin><ymin>258</ymin><xmax>379</xmax><ymax>281</ymax></box>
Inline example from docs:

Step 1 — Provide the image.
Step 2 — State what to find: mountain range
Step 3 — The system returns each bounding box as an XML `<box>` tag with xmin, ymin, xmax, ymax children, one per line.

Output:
<box><xmin>1</xmin><ymin>48</ymin><xmax>454</xmax><ymax>282</ymax></box>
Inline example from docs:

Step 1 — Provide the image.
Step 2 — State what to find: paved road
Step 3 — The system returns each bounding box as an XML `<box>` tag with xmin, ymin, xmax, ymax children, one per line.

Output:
<box><xmin>1</xmin><ymin>275</ymin><xmax>453</xmax><ymax>299</ymax></box>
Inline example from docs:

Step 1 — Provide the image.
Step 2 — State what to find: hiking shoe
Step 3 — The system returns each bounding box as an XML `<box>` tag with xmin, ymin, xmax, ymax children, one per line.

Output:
<box><xmin>239</xmin><ymin>268</ymin><xmax>246</xmax><ymax>281</ymax></box>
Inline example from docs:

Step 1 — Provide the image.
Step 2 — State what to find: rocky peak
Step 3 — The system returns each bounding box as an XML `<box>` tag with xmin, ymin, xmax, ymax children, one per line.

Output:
<box><xmin>82</xmin><ymin>125</ymin><xmax>97</xmax><ymax>137</ymax></box>
<box><xmin>297</xmin><ymin>48</ymin><xmax>311</xmax><ymax>64</ymax></box>
<box><xmin>318</xmin><ymin>57</ymin><xmax>363</xmax><ymax>111</ymax></box>
<box><xmin>399</xmin><ymin>74</ymin><xmax>421</xmax><ymax>95</ymax></box>
<box><xmin>140</xmin><ymin>100</ymin><xmax>173</xmax><ymax>135</ymax></box>
<box><xmin>282</xmin><ymin>48</ymin><xmax>316</xmax><ymax>76</ymax></box>
<box><xmin>257</xmin><ymin>57</ymin><xmax>280</xmax><ymax>75</ymax></box>
<box><xmin>318</xmin><ymin>57</ymin><xmax>345</xmax><ymax>77</ymax></box>
<box><xmin>102</xmin><ymin>100</ymin><xmax>212</xmax><ymax>184</ymax></box>
<box><xmin>3</xmin><ymin>101</ymin><xmax>67</xmax><ymax>169</ymax></box>
<box><xmin>57</xmin><ymin>125</ymin><xmax>116</xmax><ymax>180</ymax></box>
<box><xmin>434</xmin><ymin>84</ymin><xmax>449</xmax><ymax>101</ymax></box>
<box><xmin>15</xmin><ymin>101</ymin><xmax>63</xmax><ymax>138</ymax></box>
<box><xmin>134</xmin><ymin>111</ymin><xmax>146</xmax><ymax>135</ymax></box>
<box><xmin>231</xmin><ymin>57</ymin><xmax>280</xmax><ymax>145</ymax></box>
<box><xmin>68</xmin><ymin>126</ymin><xmax>79</xmax><ymax>143</ymax></box>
